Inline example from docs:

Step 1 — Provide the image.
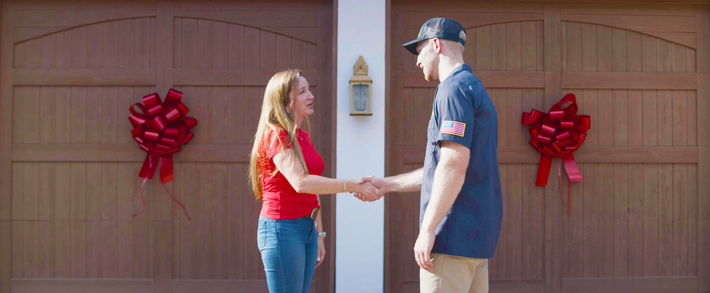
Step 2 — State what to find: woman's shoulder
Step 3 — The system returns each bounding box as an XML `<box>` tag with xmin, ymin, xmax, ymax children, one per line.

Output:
<box><xmin>263</xmin><ymin>125</ymin><xmax>289</xmax><ymax>140</ymax></box>
<box><xmin>262</xmin><ymin>125</ymin><xmax>292</xmax><ymax>156</ymax></box>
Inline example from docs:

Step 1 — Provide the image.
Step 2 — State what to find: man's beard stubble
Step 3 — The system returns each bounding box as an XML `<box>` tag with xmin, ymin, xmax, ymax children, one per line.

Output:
<box><xmin>423</xmin><ymin>67</ymin><xmax>436</xmax><ymax>82</ymax></box>
<box><xmin>421</xmin><ymin>55</ymin><xmax>437</xmax><ymax>82</ymax></box>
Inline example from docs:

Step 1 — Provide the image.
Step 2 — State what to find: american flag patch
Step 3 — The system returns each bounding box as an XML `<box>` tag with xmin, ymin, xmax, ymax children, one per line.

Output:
<box><xmin>441</xmin><ymin>120</ymin><xmax>466</xmax><ymax>137</ymax></box>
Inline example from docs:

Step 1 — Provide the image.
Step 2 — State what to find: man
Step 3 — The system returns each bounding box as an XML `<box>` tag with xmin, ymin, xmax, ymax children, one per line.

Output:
<box><xmin>358</xmin><ymin>18</ymin><xmax>503</xmax><ymax>293</ymax></box>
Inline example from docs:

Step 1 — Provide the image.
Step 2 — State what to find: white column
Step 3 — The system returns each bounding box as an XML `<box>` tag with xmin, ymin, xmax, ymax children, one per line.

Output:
<box><xmin>335</xmin><ymin>0</ymin><xmax>386</xmax><ymax>292</ymax></box>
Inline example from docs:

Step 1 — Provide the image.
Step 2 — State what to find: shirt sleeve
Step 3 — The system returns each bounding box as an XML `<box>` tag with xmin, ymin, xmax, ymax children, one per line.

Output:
<box><xmin>265</xmin><ymin>129</ymin><xmax>292</xmax><ymax>159</ymax></box>
<box><xmin>435</xmin><ymin>84</ymin><xmax>475</xmax><ymax>149</ymax></box>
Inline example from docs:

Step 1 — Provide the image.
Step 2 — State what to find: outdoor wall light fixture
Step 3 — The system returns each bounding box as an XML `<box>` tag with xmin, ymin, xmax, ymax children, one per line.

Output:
<box><xmin>349</xmin><ymin>56</ymin><xmax>372</xmax><ymax>116</ymax></box>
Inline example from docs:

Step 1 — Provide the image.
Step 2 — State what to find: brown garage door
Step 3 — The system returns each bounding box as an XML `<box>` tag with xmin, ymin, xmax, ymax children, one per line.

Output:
<box><xmin>387</xmin><ymin>1</ymin><xmax>710</xmax><ymax>293</ymax></box>
<box><xmin>0</xmin><ymin>0</ymin><xmax>335</xmax><ymax>292</ymax></box>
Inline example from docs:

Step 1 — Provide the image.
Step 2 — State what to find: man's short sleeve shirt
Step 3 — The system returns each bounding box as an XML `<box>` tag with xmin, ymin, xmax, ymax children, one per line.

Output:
<box><xmin>420</xmin><ymin>64</ymin><xmax>504</xmax><ymax>259</ymax></box>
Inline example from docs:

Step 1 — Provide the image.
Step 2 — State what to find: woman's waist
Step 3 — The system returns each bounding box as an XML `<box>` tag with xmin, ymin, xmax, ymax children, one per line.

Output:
<box><xmin>261</xmin><ymin>190</ymin><xmax>318</xmax><ymax>201</ymax></box>
<box><xmin>261</xmin><ymin>194</ymin><xmax>319</xmax><ymax>210</ymax></box>
<box><xmin>260</xmin><ymin>201</ymin><xmax>320</xmax><ymax>220</ymax></box>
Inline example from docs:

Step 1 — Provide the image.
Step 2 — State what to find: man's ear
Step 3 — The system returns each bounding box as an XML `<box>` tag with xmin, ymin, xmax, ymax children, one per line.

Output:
<box><xmin>433</xmin><ymin>38</ymin><xmax>443</xmax><ymax>54</ymax></box>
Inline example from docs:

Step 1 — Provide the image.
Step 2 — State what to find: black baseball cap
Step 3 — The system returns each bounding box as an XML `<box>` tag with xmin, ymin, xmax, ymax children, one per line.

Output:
<box><xmin>402</xmin><ymin>18</ymin><xmax>466</xmax><ymax>55</ymax></box>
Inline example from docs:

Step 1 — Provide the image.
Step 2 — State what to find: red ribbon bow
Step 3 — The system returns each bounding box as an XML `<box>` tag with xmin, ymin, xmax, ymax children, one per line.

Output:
<box><xmin>128</xmin><ymin>89</ymin><xmax>196</xmax><ymax>220</ymax></box>
<box><xmin>521</xmin><ymin>93</ymin><xmax>590</xmax><ymax>214</ymax></box>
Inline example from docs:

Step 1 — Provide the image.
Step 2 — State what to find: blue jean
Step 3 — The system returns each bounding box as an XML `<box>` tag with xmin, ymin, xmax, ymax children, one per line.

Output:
<box><xmin>257</xmin><ymin>216</ymin><xmax>318</xmax><ymax>293</ymax></box>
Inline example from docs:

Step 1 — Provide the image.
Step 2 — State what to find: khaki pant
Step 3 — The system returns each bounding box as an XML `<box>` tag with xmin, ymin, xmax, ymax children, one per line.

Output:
<box><xmin>420</xmin><ymin>253</ymin><xmax>489</xmax><ymax>293</ymax></box>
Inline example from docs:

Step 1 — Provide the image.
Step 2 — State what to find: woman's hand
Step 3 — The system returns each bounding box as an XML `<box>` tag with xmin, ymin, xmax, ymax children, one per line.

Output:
<box><xmin>351</xmin><ymin>181</ymin><xmax>383</xmax><ymax>202</ymax></box>
<box><xmin>353</xmin><ymin>176</ymin><xmax>387</xmax><ymax>202</ymax></box>
<box><xmin>316</xmin><ymin>236</ymin><xmax>326</xmax><ymax>268</ymax></box>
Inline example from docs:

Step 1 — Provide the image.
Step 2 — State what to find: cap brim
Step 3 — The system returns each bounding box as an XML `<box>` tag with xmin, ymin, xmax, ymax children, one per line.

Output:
<box><xmin>402</xmin><ymin>38</ymin><xmax>426</xmax><ymax>55</ymax></box>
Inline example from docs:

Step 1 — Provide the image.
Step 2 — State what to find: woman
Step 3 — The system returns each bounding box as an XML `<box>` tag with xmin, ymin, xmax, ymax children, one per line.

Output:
<box><xmin>249</xmin><ymin>69</ymin><xmax>382</xmax><ymax>293</ymax></box>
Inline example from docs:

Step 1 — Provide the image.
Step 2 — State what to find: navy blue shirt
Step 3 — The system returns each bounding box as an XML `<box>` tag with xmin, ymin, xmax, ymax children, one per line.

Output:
<box><xmin>420</xmin><ymin>64</ymin><xmax>503</xmax><ymax>259</ymax></box>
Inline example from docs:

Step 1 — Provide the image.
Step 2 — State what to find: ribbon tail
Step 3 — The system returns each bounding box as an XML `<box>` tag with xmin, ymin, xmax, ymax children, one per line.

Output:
<box><xmin>558</xmin><ymin>163</ymin><xmax>566</xmax><ymax>216</ymax></box>
<box><xmin>132</xmin><ymin>176</ymin><xmax>149</xmax><ymax>218</ymax></box>
<box><xmin>139</xmin><ymin>154</ymin><xmax>160</xmax><ymax>179</ymax></box>
<box><xmin>567</xmin><ymin>177</ymin><xmax>572</xmax><ymax>218</ymax></box>
<box><xmin>134</xmin><ymin>155</ymin><xmax>158</xmax><ymax>218</ymax></box>
<box><xmin>159</xmin><ymin>155</ymin><xmax>174</xmax><ymax>184</ymax></box>
<box><xmin>163</xmin><ymin>184</ymin><xmax>192</xmax><ymax>221</ymax></box>
<box><xmin>562</xmin><ymin>153</ymin><xmax>583</xmax><ymax>182</ymax></box>
<box><xmin>535</xmin><ymin>155</ymin><xmax>553</xmax><ymax>186</ymax></box>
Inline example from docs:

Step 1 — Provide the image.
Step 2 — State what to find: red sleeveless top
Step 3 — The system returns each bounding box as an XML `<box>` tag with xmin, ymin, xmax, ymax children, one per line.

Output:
<box><xmin>258</xmin><ymin>128</ymin><xmax>324</xmax><ymax>219</ymax></box>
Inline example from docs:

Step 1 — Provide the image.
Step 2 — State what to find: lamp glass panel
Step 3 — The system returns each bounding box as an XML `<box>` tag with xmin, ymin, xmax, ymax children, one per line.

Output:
<box><xmin>353</xmin><ymin>84</ymin><xmax>369</xmax><ymax>111</ymax></box>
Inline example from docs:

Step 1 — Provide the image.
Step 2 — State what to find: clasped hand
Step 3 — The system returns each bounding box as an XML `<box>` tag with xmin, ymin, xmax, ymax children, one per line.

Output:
<box><xmin>349</xmin><ymin>176</ymin><xmax>386</xmax><ymax>202</ymax></box>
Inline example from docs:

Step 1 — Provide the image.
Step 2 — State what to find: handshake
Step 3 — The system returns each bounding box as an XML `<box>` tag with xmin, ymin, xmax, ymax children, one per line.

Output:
<box><xmin>348</xmin><ymin>176</ymin><xmax>387</xmax><ymax>202</ymax></box>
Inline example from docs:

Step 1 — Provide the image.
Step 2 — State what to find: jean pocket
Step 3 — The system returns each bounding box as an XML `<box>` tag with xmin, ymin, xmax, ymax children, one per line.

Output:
<box><xmin>257</xmin><ymin>220</ymin><xmax>267</xmax><ymax>250</ymax></box>
<box><xmin>308</xmin><ymin>221</ymin><xmax>316</xmax><ymax>242</ymax></box>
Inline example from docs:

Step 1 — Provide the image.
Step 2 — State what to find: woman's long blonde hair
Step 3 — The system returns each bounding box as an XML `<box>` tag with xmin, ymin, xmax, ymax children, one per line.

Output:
<box><xmin>249</xmin><ymin>69</ymin><xmax>311</xmax><ymax>200</ymax></box>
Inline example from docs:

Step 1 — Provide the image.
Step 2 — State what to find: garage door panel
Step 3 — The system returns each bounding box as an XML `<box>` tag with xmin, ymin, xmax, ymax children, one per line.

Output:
<box><xmin>385</xmin><ymin>163</ymin><xmax>422</xmax><ymax>284</ymax></box>
<box><xmin>12</xmin><ymin>86</ymin><xmax>155</xmax><ymax>145</ymax></box>
<box><xmin>173</xmin><ymin>10</ymin><xmax>317</xmax><ymax>29</ymax></box>
<box><xmin>403</xmin><ymin>11</ymin><xmax>543</xmax><ymax>29</ymax></box>
<box><xmin>557</xmin><ymin>162</ymin><xmax>699</xmax><ymax>279</ymax></box>
<box><xmin>521</xmin><ymin>164</ymin><xmax>545</xmax><ymax>280</ymax></box>
<box><xmin>563</xmin><ymin>14</ymin><xmax>696</xmax><ymax>33</ymax></box>
<box><xmin>168</xmin><ymin>85</ymin><xmax>327</xmax><ymax>148</ymax></box>
<box><xmin>561</xmin><ymin>3</ymin><xmax>696</xmax><ymax>16</ymax></box>
<box><xmin>12</xmin><ymin>9</ymin><xmax>157</xmax><ymax>44</ymax></box>
<box><xmin>486</xmin><ymin>87</ymin><xmax>544</xmax><ymax>147</ymax></box>
<box><xmin>400</xmin><ymin>21</ymin><xmax>544</xmax><ymax>72</ymax></box>
<box><xmin>561</xmin><ymin>88</ymin><xmax>697</xmax><ymax>148</ymax></box>
<box><xmin>562</xmin><ymin>22</ymin><xmax>696</xmax><ymax>73</ymax></box>
<box><xmin>9</xmin><ymin>161</ymin><xmax>170</xmax><ymax>279</ymax></box>
<box><xmin>399</xmin><ymin>1</ymin><xmax>544</xmax><ymax>14</ymax></box>
<box><xmin>172</xmin><ymin>162</ymin><xmax>235</xmax><ymax>279</ymax></box>
<box><xmin>389</xmin><ymin>2</ymin><xmax>708</xmax><ymax>293</ymax></box>
<box><xmin>174</xmin><ymin>18</ymin><xmax>317</xmax><ymax>69</ymax></box>
<box><xmin>13</xmin><ymin>17</ymin><xmax>157</xmax><ymax>70</ymax></box>
<box><xmin>4</xmin><ymin>1</ymin><xmax>334</xmax><ymax>292</ymax></box>
<box><xmin>493</xmin><ymin>163</ymin><xmax>545</xmax><ymax>280</ymax></box>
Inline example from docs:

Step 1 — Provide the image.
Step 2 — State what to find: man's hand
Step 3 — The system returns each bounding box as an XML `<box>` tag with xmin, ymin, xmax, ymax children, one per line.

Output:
<box><xmin>351</xmin><ymin>180</ymin><xmax>383</xmax><ymax>202</ymax></box>
<box><xmin>414</xmin><ymin>230</ymin><xmax>436</xmax><ymax>272</ymax></box>
<box><xmin>359</xmin><ymin>175</ymin><xmax>387</xmax><ymax>191</ymax></box>
<box><xmin>352</xmin><ymin>176</ymin><xmax>387</xmax><ymax>202</ymax></box>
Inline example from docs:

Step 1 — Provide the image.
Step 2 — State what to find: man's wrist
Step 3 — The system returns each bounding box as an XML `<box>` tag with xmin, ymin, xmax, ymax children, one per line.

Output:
<box><xmin>420</xmin><ymin>223</ymin><xmax>436</xmax><ymax>233</ymax></box>
<box><xmin>383</xmin><ymin>178</ymin><xmax>398</xmax><ymax>192</ymax></box>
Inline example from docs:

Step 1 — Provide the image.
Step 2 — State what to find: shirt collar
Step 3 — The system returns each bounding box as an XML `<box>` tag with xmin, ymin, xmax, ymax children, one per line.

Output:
<box><xmin>441</xmin><ymin>64</ymin><xmax>472</xmax><ymax>82</ymax></box>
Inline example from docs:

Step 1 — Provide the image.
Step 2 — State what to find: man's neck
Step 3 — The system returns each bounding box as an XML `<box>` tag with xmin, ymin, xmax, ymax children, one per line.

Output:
<box><xmin>438</xmin><ymin>57</ymin><xmax>465</xmax><ymax>82</ymax></box>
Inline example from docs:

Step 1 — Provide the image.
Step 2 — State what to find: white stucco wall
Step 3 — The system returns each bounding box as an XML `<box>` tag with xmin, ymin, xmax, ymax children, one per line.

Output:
<box><xmin>335</xmin><ymin>0</ymin><xmax>386</xmax><ymax>292</ymax></box>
